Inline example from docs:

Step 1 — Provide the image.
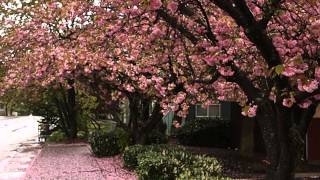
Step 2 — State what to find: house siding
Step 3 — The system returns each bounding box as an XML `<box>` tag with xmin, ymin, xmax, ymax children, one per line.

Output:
<box><xmin>220</xmin><ymin>102</ymin><xmax>231</xmax><ymax>121</ymax></box>
<box><xmin>186</xmin><ymin>105</ymin><xmax>196</xmax><ymax>122</ymax></box>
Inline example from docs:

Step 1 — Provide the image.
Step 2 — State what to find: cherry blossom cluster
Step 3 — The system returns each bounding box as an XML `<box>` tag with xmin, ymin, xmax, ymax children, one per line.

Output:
<box><xmin>1</xmin><ymin>0</ymin><xmax>320</xmax><ymax>118</ymax></box>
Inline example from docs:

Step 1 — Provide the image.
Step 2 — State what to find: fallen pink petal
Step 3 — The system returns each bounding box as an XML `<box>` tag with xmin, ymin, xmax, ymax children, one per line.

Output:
<box><xmin>24</xmin><ymin>143</ymin><xmax>137</xmax><ymax>180</ymax></box>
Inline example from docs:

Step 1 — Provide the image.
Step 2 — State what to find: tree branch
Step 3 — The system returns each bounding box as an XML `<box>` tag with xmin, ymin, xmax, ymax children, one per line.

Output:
<box><xmin>258</xmin><ymin>0</ymin><xmax>283</xmax><ymax>29</ymax></box>
<box><xmin>156</xmin><ymin>9</ymin><xmax>199</xmax><ymax>44</ymax></box>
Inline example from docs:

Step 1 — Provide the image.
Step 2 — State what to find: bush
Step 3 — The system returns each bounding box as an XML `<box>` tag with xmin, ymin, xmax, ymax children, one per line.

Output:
<box><xmin>175</xmin><ymin>118</ymin><xmax>231</xmax><ymax>148</ymax></box>
<box><xmin>177</xmin><ymin>155</ymin><xmax>227</xmax><ymax>180</ymax></box>
<box><xmin>123</xmin><ymin>144</ymin><xmax>144</xmax><ymax>169</ymax></box>
<box><xmin>123</xmin><ymin>144</ymin><xmax>184</xmax><ymax>169</ymax></box>
<box><xmin>89</xmin><ymin>127</ymin><xmax>129</xmax><ymax>157</ymax></box>
<box><xmin>47</xmin><ymin>130</ymin><xmax>66</xmax><ymax>142</ymax></box>
<box><xmin>77</xmin><ymin>131</ymin><xmax>87</xmax><ymax>140</ymax></box>
<box><xmin>145</xmin><ymin>130</ymin><xmax>168</xmax><ymax>145</ymax></box>
<box><xmin>124</xmin><ymin>144</ymin><xmax>225</xmax><ymax>180</ymax></box>
<box><xmin>136</xmin><ymin>150</ymin><xmax>184</xmax><ymax>180</ymax></box>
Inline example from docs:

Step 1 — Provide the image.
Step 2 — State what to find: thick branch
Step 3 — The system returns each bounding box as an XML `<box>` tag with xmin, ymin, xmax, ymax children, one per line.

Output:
<box><xmin>295</xmin><ymin>89</ymin><xmax>320</xmax><ymax>104</ymax></box>
<box><xmin>210</xmin><ymin>0</ymin><xmax>282</xmax><ymax>67</ymax></box>
<box><xmin>297</xmin><ymin>104</ymin><xmax>317</xmax><ymax>135</ymax></box>
<box><xmin>258</xmin><ymin>0</ymin><xmax>283</xmax><ymax>29</ymax></box>
<box><xmin>157</xmin><ymin>9</ymin><xmax>199</xmax><ymax>44</ymax></box>
<box><xmin>226</xmin><ymin>65</ymin><xmax>261</xmax><ymax>102</ymax></box>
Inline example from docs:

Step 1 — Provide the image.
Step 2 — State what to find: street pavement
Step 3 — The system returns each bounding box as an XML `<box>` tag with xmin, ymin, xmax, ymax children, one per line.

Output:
<box><xmin>0</xmin><ymin>116</ymin><xmax>41</xmax><ymax>180</ymax></box>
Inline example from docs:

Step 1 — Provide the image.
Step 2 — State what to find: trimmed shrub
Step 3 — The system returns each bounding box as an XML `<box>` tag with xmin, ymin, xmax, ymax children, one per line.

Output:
<box><xmin>175</xmin><ymin>118</ymin><xmax>232</xmax><ymax>148</ymax></box>
<box><xmin>123</xmin><ymin>144</ymin><xmax>145</xmax><ymax>169</ymax></box>
<box><xmin>136</xmin><ymin>150</ymin><xmax>185</xmax><ymax>180</ymax></box>
<box><xmin>177</xmin><ymin>155</ymin><xmax>227</xmax><ymax>180</ymax></box>
<box><xmin>89</xmin><ymin>127</ymin><xmax>129</xmax><ymax>157</ymax></box>
<box><xmin>47</xmin><ymin>130</ymin><xmax>66</xmax><ymax>142</ymax></box>
<box><xmin>123</xmin><ymin>144</ymin><xmax>184</xmax><ymax>169</ymax></box>
<box><xmin>124</xmin><ymin>144</ymin><xmax>225</xmax><ymax>180</ymax></box>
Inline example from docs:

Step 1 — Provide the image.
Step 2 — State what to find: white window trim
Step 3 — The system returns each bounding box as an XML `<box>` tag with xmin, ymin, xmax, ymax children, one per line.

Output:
<box><xmin>195</xmin><ymin>104</ymin><xmax>221</xmax><ymax>118</ymax></box>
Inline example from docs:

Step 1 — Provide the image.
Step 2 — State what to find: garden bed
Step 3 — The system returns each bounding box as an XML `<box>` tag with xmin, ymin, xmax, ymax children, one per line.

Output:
<box><xmin>185</xmin><ymin>146</ymin><xmax>320</xmax><ymax>179</ymax></box>
<box><xmin>185</xmin><ymin>146</ymin><xmax>265</xmax><ymax>179</ymax></box>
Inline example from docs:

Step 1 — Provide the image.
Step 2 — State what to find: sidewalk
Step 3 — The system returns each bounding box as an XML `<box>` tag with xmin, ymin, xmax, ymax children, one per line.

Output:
<box><xmin>24</xmin><ymin>143</ymin><xmax>137</xmax><ymax>180</ymax></box>
<box><xmin>0</xmin><ymin>141</ymin><xmax>41</xmax><ymax>180</ymax></box>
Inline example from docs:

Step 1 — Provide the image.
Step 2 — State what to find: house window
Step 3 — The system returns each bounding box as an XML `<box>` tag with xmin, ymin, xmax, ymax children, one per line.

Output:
<box><xmin>195</xmin><ymin>104</ymin><xmax>221</xmax><ymax>118</ymax></box>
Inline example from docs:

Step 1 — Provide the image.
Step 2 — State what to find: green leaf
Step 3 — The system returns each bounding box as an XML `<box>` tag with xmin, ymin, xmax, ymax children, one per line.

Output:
<box><xmin>242</xmin><ymin>106</ymin><xmax>249</xmax><ymax>113</ymax></box>
<box><xmin>275</xmin><ymin>65</ymin><xmax>284</xmax><ymax>75</ymax></box>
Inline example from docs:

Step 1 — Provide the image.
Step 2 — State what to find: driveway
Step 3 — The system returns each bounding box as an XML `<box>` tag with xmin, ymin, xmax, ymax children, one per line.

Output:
<box><xmin>0</xmin><ymin>116</ymin><xmax>41</xmax><ymax>179</ymax></box>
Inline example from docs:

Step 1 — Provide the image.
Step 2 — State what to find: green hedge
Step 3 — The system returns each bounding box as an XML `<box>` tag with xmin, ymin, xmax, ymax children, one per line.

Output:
<box><xmin>175</xmin><ymin>118</ymin><xmax>232</xmax><ymax>148</ymax></box>
<box><xmin>47</xmin><ymin>130</ymin><xmax>66</xmax><ymax>142</ymax></box>
<box><xmin>123</xmin><ymin>144</ymin><xmax>228</xmax><ymax>180</ymax></box>
<box><xmin>88</xmin><ymin>127</ymin><xmax>129</xmax><ymax>157</ymax></box>
<box><xmin>123</xmin><ymin>144</ymin><xmax>184</xmax><ymax>169</ymax></box>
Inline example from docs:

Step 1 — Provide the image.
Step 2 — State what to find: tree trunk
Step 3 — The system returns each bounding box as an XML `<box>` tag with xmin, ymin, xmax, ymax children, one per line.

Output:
<box><xmin>257</xmin><ymin>102</ymin><xmax>314</xmax><ymax>180</ymax></box>
<box><xmin>128</xmin><ymin>96</ymin><xmax>164</xmax><ymax>144</ymax></box>
<box><xmin>274</xmin><ymin>105</ymin><xmax>295</xmax><ymax>180</ymax></box>
<box><xmin>5</xmin><ymin>103</ymin><xmax>8</xmax><ymax>116</ymax></box>
<box><xmin>67</xmin><ymin>80</ymin><xmax>77</xmax><ymax>139</ymax></box>
<box><xmin>256</xmin><ymin>102</ymin><xmax>280</xmax><ymax>179</ymax></box>
<box><xmin>274</xmin><ymin>145</ymin><xmax>295</xmax><ymax>180</ymax></box>
<box><xmin>128</xmin><ymin>95</ymin><xmax>140</xmax><ymax>143</ymax></box>
<box><xmin>240</xmin><ymin>117</ymin><xmax>254</xmax><ymax>156</ymax></box>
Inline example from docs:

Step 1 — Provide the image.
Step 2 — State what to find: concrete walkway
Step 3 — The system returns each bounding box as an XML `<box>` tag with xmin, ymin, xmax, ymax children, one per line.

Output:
<box><xmin>0</xmin><ymin>116</ymin><xmax>41</xmax><ymax>180</ymax></box>
<box><xmin>0</xmin><ymin>140</ymin><xmax>41</xmax><ymax>180</ymax></box>
<box><xmin>24</xmin><ymin>143</ymin><xmax>136</xmax><ymax>180</ymax></box>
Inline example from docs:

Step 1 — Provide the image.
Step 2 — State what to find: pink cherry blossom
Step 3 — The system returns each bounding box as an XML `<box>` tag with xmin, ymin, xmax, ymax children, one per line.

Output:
<box><xmin>247</xmin><ymin>105</ymin><xmax>258</xmax><ymax>117</ymax></box>
<box><xmin>282</xmin><ymin>66</ymin><xmax>296</xmax><ymax>77</ymax></box>
<box><xmin>218</xmin><ymin>66</ymin><xmax>234</xmax><ymax>76</ymax></box>
<box><xmin>25</xmin><ymin>144</ymin><xmax>137</xmax><ymax>180</ymax></box>
<box><xmin>167</xmin><ymin>1</ymin><xmax>178</xmax><ymax>13</ymax></box>
<box><xmin>315</xmin><ymin>66</ymin><xmax>320</xmax><ymax>80</ymax></box>
<box><xmin>282</xmin><ymin>97</ymin><xmax>296</xmax><ymax>108</ymax></box>
<box><xmin>302</xmin><ymin>80</ymin><xmax>319</xmax><ymax>93</ymax></box>
<box><xmin>150</xmin><ymin>0</ymin><xmax>162</xmax><ymax>10</ymax></box>
<box><xmin>298</xmin><ymin>99</ymin><xmax>312</xmax><ymax>109</ymax></box>
<box><xmin>314</xmin><ymin>94</ymin><xmax>320</xmax><ymax>100</ymax></box>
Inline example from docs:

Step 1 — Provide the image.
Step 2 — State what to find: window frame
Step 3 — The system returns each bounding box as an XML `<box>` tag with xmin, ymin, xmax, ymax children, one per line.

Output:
<box><xmin>195</xmin><ymin>103</ymin><xmax>221</xmax><ymax>118</ymax></box>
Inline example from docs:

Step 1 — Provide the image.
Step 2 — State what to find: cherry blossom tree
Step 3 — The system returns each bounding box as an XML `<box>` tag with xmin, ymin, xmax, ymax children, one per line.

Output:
<box><xmin>0</xmin><ymin>0</ymin><xmax>228</xmax><ymax>143</ymax></box>
<box><xmin>135</xmin><ymin>0</ymin><xmax>319</xmax><ymax>179</ymax></box>
<box><xmin>74</xmin><ymin>0</ymin><xmax>319</xmax><ymax>178</ymax></box>
<box><xmin>0</xmin><ymin>0</ymin><xmax>189</xmax><ymax>142</ymax></box>
<box><xmin>1</xmin><ymin>0</ymin><xmax>320</xmax><ymax>178</ymax></box>
<box><xmin>82</xmin><ymin>3</ymin><xmax>320</xmax><ymax>177</ymax></box>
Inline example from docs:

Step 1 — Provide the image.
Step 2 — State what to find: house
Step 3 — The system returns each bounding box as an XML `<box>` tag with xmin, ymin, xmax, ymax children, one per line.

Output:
<box><xmin>163</xmin><ymin>102</ymin><xmax>264</xmax><ymax>151</ymax></box>
<box><xmin>307</xmin><ymin>105</ymin><xmax>320</xmax><ymax>162</ymax></box>
<box><xmin>164</xmin><ymin>101</ymin><xmax>320</xmax><ymax>162</ymax></box>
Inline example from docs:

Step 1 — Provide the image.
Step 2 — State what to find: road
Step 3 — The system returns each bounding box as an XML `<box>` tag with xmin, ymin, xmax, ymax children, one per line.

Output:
<box><xmin>0</xmin><ymin>116</ymin><xmax>40</xmax><ymax>179</ymax></box>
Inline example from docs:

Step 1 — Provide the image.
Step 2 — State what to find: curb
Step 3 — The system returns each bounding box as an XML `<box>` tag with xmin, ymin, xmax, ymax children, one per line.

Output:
<box><xmin>46</xmin><ymin>143</ymin><xmax>88</xmax><ymax>147</ymax></box>
<box><xmin>22</xmin><ymin>145</ymin><xmax>43</xmax><ymax>180</ymax></box>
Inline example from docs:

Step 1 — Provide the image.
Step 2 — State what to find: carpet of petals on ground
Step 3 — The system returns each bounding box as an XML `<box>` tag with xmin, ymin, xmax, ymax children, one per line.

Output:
<box><xmin>24</xmin><ymin>143</ymin><xmax>137</xmax><ymax>180</ymax></box>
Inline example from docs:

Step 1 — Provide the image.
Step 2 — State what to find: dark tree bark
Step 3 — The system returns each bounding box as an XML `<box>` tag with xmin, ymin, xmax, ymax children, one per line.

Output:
<box><xmin>128</xmin><ymin>95</ymin><xmax>140</xmax><ymax>143</ymax></box>
<box><xmin>67</xmin><ymin>79</ymin><xmax>78</xmax><ymax>139</ymax></box>
<box><xmin>256</xmin><ymin>101</ymin><xmax>280</xmax><ymax>179</ymax></box>
<box><xmin>5</xmin><ymin>102</ymin><xmax>9</xmax><ymax>116</ymax></box>
<box><xmin>128</xmin><ymin>95</ymin><xmax>164</xmax><ymax>144</ymax></box>
<box><xmin>256</xmin><ymin>101</ymin><xmax>317</xmax><ymax>180</ymax></box>
<box><xmin>274</xmin><ymin>105</ymin><xmax>295</xmax><ymax>180</ymax></box>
